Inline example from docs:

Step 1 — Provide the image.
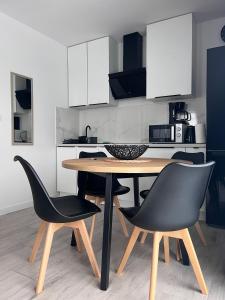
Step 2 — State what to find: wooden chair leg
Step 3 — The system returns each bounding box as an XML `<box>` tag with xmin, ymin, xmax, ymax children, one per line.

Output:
<box><xmin>29</xmin><ymin>221</ymin><xmax>46</xmax><ymax>263</ymax></box>
<box><xmin>114</xmin><ymin>196</ymin><xmax>129</xmax><ymax>237</ymax></box>
<box><xmin>117</xmin><ymin>226</ymin><xmax>141</xmax><ymax>275</ymax></box>
<box><xmin>36</xmin><ymin>223</ymin><xmax>55</xmax><ymax>295</ymax></box>
<box><xmin>163</xmin><ymin>236</ymin><xmax>170</xmax><ymax>263</ymax></box>
<box><xmin>89</xmin><ymin>197</ymin><xmax>101</xmax><ymax>243</ymax></box>
<box><xmin>78</xmin><ymin>220</ymin><xmax>100</xmax><ymax>278</ymax></box>
<box><xmin>195</xmin><ymin>222</ymin><xmax>207</xmax><ymax>246</ymax></box>
<box><xmin>181</xmin><ymin>228</ymin><xmax>208</xmax><ymax>295</ymax></box>
<box><xmin>149</xmin><ymin>232</ymin><xmax>162</xmax><ymax>300</ymax></box>
<box><xmin>140</xmin><ymin>232</ymin><xmax>148</xmax><ymax>244</ymax></box>
<box><xmin>74</xmin><ymin>228</ymin><xmax>82</xmax><ymax>252</ymax></box>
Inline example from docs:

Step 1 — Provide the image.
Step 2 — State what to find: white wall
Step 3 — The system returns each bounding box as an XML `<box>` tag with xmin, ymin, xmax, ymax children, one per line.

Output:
<box><xmin>78</xmin><ymin>16</ymin><xmax>225</xmax><ymax>142</ymax></box>
<box><xmin>0</xmin><ymin>12</ymin><xmax>67</xmax><ymax>215</ymax></box>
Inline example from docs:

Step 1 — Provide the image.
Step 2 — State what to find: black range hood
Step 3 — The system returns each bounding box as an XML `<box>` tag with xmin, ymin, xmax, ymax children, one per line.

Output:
<box><xmin>15</xmin><ymin>79</ymin><xmax>31</xmax><ymax>109</ymax></box>
<box><xmin>109</xmin><ymin>32</ymin><xmax>146</xmax><ymax>99</ymax></box>
<box><xmin>109</xmin><ymin>68</ymin><xmax>146</xmax><ymax>99</ymax></box>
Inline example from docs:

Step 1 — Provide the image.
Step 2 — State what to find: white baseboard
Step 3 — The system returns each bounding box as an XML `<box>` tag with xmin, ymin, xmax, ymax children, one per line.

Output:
<box><xmin>0</xmin><ymin>201</ymin><xmax>33</xmax><ymax>216</ymax></box>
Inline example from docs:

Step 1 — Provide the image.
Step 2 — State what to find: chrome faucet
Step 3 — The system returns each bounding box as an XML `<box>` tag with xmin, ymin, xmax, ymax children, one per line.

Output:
<box><xmin>85</xmin><ymin>125</ymin><xmax>91</xmax><ymax>139</ymax></box>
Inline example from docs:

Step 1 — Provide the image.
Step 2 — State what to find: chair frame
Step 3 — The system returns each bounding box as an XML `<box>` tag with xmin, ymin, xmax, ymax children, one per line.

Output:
<box><xmin>29</xmin><ymin>219</ymin><xmax>100</xmax><ymax>294</ymax></box>
<box><xmin>86</xmin><ymin>195</ymin><xmax>129</xmax><ymax>242</ymax></box>
<box><xmin>140</xmin><ymin>151</ymin><xmax>207</xmax><ymax>248</ymax></box>
<box><xmin>117</xmin><ymin>226</ymin><xmax>208</xmax><ymax>300</ymax></box>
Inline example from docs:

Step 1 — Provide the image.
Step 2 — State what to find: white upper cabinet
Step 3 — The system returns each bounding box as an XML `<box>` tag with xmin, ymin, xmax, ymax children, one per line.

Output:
<box><xmin>68</xmin><ymin>37</ymin><xmax>117</xmax><ymax>107</ymax></box>
<box><xmin>147</xmin><ymin>14</ymin><xmax>193</xmax><ymax>99</ymax></box>
<box><xmin>68</xmin><ymin>43</ymin><xmax>88</xmax><ymax>106</ymax></box>
<box><xmin>88</xmin><ymin>37</ymin><xmax>117</xmax><ymax>105</ymax></box>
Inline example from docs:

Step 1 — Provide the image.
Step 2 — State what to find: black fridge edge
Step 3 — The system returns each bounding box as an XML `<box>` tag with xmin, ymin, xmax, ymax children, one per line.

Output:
<box><xmin>206</xmin><ymin>46</ymin><xmax>225</xmax><ymax>228</ymax></box>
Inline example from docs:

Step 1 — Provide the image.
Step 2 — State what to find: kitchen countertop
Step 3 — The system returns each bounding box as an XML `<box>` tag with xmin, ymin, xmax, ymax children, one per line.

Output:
<box><xmin>57</xmin><ymin>143</ymin><xmax>206</xmax><ymax>148</ymax></box>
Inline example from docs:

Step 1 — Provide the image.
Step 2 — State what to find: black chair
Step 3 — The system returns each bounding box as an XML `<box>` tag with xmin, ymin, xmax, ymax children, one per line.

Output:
<box><xmin>78</xmin><ymin>151</ymin><xmax>130</xmax><ymax>240</ymax></box>
<box><xmin>117</xmin><ymin>161</ymin><xmax>215</xmax><ymax>300</ymax></box>
<box><xmin>14</xmin><ymin>155</ymin><xmax>101</xmax><ymax>295</ymax></box>
<box><xmin>140</xmin><ymin>151</ymin><xmax>207</xmax><ymax>247</ymax></box>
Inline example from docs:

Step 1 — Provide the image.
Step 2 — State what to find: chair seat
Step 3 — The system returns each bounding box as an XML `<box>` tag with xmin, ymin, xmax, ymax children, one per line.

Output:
<box><xmin>86</xmin><ymin>185</ymin><xmax>130</xmax><ymax>198</ymax></box>
<box><xmin>120</xmin><ymin>207</ymin><xmax>139</xmax><ymax>220</ymax></box>
<box><xmin>51</xmin><ymin>195</ymin><xmax>101</xmax><ymax>223</ymax></box>
<box><xmin>140</xmin><ymin>189</ymin><xmax>149</xmax><ymax>199</ymax></box>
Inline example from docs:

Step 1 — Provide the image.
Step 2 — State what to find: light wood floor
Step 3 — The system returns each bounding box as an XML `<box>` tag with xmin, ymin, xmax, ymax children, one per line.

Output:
<box><xmin>0</xmin><ymin>207</ymin><xmax>225</xmax><ymax>300</ymax></box>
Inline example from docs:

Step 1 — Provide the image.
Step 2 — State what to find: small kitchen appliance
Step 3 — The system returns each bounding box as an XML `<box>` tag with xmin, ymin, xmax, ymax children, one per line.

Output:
<box><xmin>169</xmin><ymin>102</ymin><xmax>191</xmax><ymax>124</ymax></box>
<box><xmin>149</xmin><ymin>124</ymin><xmax>187</xmax><ymax>143</ymax></box>
<box><xmin>185</xmin><ymin>125</ymin><xmax>196</xmax><ymax>143</ymax></box>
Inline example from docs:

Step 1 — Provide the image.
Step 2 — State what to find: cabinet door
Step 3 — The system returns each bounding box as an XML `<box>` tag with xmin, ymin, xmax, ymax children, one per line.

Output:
<box><xmin>147</xmin><ymin>14</ymin><xmax>193</xmax><ymax>99</ymax></box>
<box><xmin>68</xmin><ymin>43</ymin><xmax>88</xmax><ymax>107</ymax></box>
<box><xmin>57</xmin><ymin>147</ymin><xmax>77</xmax><ymax>194</ymax></box>
<box><xmin>88</xmin><ymin>37</ymin><xmax>110</xmax><ymax>105</ymax></box>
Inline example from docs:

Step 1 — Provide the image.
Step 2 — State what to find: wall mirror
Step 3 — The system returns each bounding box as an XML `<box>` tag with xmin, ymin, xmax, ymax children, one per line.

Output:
<box><xmin>11</xmin><ymin>73</ymin><xmax>33</xmax><ymax>144</ymax></box>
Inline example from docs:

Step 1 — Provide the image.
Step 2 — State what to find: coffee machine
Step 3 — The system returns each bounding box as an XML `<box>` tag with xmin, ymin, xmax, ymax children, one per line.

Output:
<box><xmin>169</xmin><ymin>102</ymin><xmax>191</xmax><ymax>124</ymax></box>
<box><xmin>169</xmin><ymin>102</ymin><xmax>195</xmax><ymax>143</ymax></box>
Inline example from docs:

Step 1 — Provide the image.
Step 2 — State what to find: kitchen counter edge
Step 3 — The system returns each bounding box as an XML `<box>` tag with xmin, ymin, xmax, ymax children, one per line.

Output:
<box><xmin>57</xmin><ymin>143</ymin><xmax>206</xmax><ymax>148</ymax></box>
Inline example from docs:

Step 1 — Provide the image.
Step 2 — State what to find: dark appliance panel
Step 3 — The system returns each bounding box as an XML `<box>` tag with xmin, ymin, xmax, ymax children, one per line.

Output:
<box><xmin>207</xmin><ymin>46</ymin><xmax>225</xmax><ymax>150</ymax></box>
<box><xmin>123</xmin><ymin>32</ymin><xmax>142</xmax><ymax>71</ymax></box>
<box><xmin>206</xmin><ymin>45</ymin><xmax>225</xmax><ymax>228</ymax></box>
<box><xmin>149</xmin><ymin>124</ymin><xmax>175</xmax><ymax>143</ymax></box>
<box><xmin>109</xmin><ymin>68</ymin><xmax>146</xmax><ymax>99</ymax></box>
<box><xmin>109</xmin><ymin>31</ymin><xmax>146</xmax><ymax>100</ymax></box>
<box><xmin>14</xmin><ymin>116</ymin><xmax>20</xmax><ymax>130</ymax></box>
<box><xmin>206</xmin><ymin>151</ymin><xmax>225</xmax><ymax>228</ymax></box>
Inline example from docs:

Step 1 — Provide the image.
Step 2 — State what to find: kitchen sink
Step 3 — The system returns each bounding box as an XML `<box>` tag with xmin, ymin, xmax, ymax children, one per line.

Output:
<box><xmin>78</xmin><ymin>136</ymin><xmax>98</xmax><ymax>144</ymax></box>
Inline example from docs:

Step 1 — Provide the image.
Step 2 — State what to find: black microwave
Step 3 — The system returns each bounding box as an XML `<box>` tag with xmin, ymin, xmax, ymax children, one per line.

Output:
<box><xmin>149</xmin><ymin>124</ymin><xmax>187</xmax><ymax>143</ymax></box>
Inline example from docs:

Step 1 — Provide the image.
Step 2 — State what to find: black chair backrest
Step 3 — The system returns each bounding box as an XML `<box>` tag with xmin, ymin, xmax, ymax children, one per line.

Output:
<box><xmin>172</xmin><ymin>151</ymin><xmax>205</xmax><ymax>208</ymax></box>
<box><xmin>77</xmin><ymin>151</ymin><xmax>120</xmax><ymax>193</ymax></box>
<box><xmin>172</xmin><ymin>151</ymin><xmax>204</xmax><ymax>164</ymax></box>
<box><xmin>132</xmin><ymin>162</ymin><xmax>215</xmax><ymax>232</ymax></box>
<box><xmin>14</xmin><ymin>156</ymin><xmax>63</xmax><ymax>222</ymax></box>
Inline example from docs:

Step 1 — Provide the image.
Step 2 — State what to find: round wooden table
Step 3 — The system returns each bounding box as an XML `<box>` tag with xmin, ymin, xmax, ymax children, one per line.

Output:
<box><xmin>62</xmin><ymin>157</ymin><xmax>187</xmax><ymax>290</ymax></box>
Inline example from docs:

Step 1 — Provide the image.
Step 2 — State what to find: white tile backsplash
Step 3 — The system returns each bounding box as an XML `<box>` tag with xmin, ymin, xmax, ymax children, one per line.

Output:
<box><xmin>56</xmin><ymin>107</ymin><xmax>79</xmax><ymax>144</ymax></box>
<box><xmin>79</xmin><ymin>98</ymin><xmax>169</xmax><ymax>143</ymax></box>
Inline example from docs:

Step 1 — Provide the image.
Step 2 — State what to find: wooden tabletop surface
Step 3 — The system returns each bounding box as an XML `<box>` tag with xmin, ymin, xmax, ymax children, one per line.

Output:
<box><xmin>62</xmin><ymin>157</ymin><xmax>188</xmax><ymax>174</ymax></box>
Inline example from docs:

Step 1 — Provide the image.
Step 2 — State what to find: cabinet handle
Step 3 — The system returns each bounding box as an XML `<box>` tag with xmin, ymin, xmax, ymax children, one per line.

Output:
<box><xmin>155</xmin><ymin>94</ymin><xmax>181</xmax><ymax>99</ymax></box>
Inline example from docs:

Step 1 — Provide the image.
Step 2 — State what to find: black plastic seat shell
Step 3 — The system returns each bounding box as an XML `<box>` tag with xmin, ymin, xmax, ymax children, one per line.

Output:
<box><xmin>121</xmin><ymin>162</ymin><xmax>215</xmax><ymax>232</ymax></box>
<box><xmin>14</xmin><ymin>155</ymin><xmax>101</xmax><ymax>223</ymax></box>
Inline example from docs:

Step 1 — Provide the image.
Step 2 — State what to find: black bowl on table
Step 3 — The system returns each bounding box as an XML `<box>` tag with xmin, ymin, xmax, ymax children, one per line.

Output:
<box><xmin>104</xmin><ymin>144</ymin><xmax>148</xmax><ymax>160</ymax></box>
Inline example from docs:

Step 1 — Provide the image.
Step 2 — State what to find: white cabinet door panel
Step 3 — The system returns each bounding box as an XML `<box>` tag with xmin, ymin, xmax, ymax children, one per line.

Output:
<box><xmin>147</xmin><ymin>14</ymin><xmax>193</xmax><ymax>99</ymax></box>
<box><xmin>68</xmin><ymin>43</ymin><xmax>88</xmax><ymax>106</ymax></box>
<box><xmin>88</xmin><ymin>37</ymin><xmax>110</xmax><ymax>105</ymax></box>
<box><xmin>57</xmin><ymin>147</ymin><xmax>77</xmax><ymax>194</ymax></box>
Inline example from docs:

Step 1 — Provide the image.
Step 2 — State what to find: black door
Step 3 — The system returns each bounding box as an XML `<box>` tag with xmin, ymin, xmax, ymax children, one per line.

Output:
<box><xmin>206</xmin><ymin>46</ymin><xmax>225</xmax><ymax>227</ymax></box>
<box><xmin>206</xmin><ymin>151</ymin><xmax>225</xmax><ymax>227</ymax></box>
<box><xmin>207</xmin><ymin>46</ymin><xmax>225</xmax><ymax>150</ymax></box>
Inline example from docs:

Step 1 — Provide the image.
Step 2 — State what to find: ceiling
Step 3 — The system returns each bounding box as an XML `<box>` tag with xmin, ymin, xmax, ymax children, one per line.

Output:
<box><xmin>0</xmin><ymin>0</ymin><xmax>225</xmax><ymax>46</ymax></box>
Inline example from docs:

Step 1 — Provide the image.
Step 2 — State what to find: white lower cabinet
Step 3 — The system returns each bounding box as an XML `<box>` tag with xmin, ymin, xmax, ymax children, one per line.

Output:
<box><xmin>57</xmin><ymin>147</ymin><xmax>78</xmax><ymax>194</ymax></box>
